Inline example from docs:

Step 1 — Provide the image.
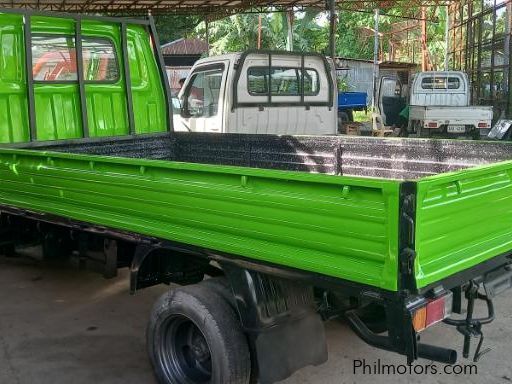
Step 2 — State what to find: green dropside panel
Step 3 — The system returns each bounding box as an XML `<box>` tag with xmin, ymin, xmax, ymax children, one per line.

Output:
<box><xmin>0</xmin><ymin>149</ymin><xmax>401</xmax><ymax>291</ymax></box>
<box><xmin>415</xmin><ymin>160</ymin><xmax>512</xmax><ymax>288</ymax></box>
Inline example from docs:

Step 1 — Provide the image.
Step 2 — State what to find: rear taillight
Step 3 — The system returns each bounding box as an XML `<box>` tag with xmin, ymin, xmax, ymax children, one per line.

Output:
<box><xmin>412</xmin><ymin>291</ymin><xmax>453</xmax><ymax>332</ymax></box>
<box><xmin>478</xmin><ymin>122</ymin><xmax>490</xmax><ymax>128</ymax></box>
<box><xmin>427</xmin><ymin>122</ymin><xmax>438</xmax><ymax>128</ymax></box>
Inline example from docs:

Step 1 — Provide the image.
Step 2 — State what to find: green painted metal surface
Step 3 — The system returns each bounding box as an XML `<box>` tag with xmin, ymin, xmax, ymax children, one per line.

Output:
<box><xmin>127</xmin><ymin>25</ymin><xmax>167</xmax><ymax>134</ymax></box>
<box><xmin>415</xmin><ymin>160</ymin><xmax>512</xmax><ymax>288</ymax></box>
<box><xmin>0</xmin><ymin>14</ymin><xmax>29</xmax><ymax>143</ymax></box>
<box><xmin>0</xmin><ymin>12</ymin><xmax>167</xmax><ymax>143</ymax></box>
<box><xmin>0</xmin><ymin>148</ymin><xmax>402</xmax><ymax>291</ymax></box>
<box><xmin>82</xmin><ymin>20</ymin><xmax>129</xmax><ymax>137</ymax></box>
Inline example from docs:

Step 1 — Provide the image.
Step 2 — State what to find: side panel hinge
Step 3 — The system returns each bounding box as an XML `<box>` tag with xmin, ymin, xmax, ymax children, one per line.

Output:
<box><xmin>399</xmin><ymin>182</ymin><xmax>417</xmax><ymax>292</ymax></box>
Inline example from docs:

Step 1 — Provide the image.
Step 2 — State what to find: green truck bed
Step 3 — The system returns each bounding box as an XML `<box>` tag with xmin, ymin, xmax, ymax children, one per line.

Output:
<box><xmin>2</xmin><ymin>134</ymin><xmax>512</xmax><ymax>292</ymax></box>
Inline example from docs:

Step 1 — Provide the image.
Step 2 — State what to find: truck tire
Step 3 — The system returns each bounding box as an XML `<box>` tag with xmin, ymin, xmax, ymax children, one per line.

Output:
<box><xmin>338</xmin><ymin>111</ymin><xmax>352</xmax><ymax>123</ymax></box>
<box><xmin>471</xmin><ymin>129</ymin><xmax>481</xmax><ymax>140</ymax></box>
<box><xmin>200</xmin><ymin>278</ymin><xmax>259</xmax><ymax>384</ymax></box>
<box><xmin>199</xmin><ymin>277</ymin><xmax>235</xmax><ymax>306</ymax></box>
<box><xmin>147</xmin><ymin>284</ymin><xmax>251</xmax><ymax>384</ymax></box>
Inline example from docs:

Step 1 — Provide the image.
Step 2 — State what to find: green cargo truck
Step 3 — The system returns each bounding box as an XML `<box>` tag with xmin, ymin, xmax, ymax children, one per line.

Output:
<box><xmin>1</xmin><ymin>9</ymin><xmax>512</xmax><ymax>384</ymax></box>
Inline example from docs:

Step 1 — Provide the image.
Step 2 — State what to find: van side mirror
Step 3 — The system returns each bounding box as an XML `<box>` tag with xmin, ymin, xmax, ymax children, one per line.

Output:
<box><xmin>179</xmin><ymin>97</ymin><xmax>192</xmax><ymax>118</ymax></box>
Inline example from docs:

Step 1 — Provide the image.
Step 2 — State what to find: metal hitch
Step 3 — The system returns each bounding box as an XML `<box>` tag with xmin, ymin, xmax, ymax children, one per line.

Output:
<box><xmin>444</xmin><ymin>281</ymin><xmax>495</xmax><ymax>362</ymax></box>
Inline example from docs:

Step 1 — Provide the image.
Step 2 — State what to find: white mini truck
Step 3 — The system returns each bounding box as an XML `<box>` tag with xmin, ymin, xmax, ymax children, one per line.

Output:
<box><xmin>380</xmin><ymin>71</ymin><xmax>493</xmax><ymax>138</ymax></box>
<box><xmin>174</xmin><ymin>51</ymin><xmax>338</xmax><ymax>135</ymax></box>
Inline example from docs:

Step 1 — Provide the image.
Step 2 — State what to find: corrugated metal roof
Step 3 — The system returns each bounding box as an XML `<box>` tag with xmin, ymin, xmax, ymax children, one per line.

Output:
<box><xmin>161</xmin><ymin>38</ymin><xmax>208</xmax><ymax>55</ymax></box>
<box><xmin>0</xmin><ymin>0</ymin><xmax>456</xmax><ymax>17</ymax></box>
<box><xmin>335</xmin><ymin>57</ymin><xmax>418</xmax><ymax>68</ymax></box>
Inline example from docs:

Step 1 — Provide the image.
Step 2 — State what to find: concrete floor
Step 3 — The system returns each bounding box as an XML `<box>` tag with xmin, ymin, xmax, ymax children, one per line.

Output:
<box><xmin>1</xmin><ymin>254</ymin><xmax>511</xmax><ymax>384</ymax></box>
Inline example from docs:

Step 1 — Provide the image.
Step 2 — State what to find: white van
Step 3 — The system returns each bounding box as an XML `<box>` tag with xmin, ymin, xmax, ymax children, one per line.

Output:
<box><xmin>174</xmin><ymin>51</ymin><xmax>338</xmax><ymax>135</ymax></box>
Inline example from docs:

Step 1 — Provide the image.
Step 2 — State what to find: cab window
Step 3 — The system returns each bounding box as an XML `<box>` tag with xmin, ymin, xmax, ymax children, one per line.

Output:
<box><xmin>82</xmin><ymin>38</ymin><xmax>119</xmax><ymax>82</ymax></box>
<box><xmin>421</xmin><ymin>76</ymin><xmax>461</xmax><ymax>90</ymax></box>
<box><xmin>32</xmin><ymin>35</ymin><xmax>120</xmax><ymax>83</ymax></box>
<box><xmin>32</xmin><ymin>35</ymin><xmax>77</xmax><ymax>81</ymax></box>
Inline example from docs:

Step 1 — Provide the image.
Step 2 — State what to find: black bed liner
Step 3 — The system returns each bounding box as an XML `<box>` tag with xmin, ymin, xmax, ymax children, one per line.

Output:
<box><xmin>17</xmin><ymin>133</ymin><xmax>512</xmax><ymax>180</ymax></box>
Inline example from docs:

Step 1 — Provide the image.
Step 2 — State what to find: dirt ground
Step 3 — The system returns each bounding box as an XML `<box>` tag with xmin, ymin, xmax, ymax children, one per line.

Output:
<box><xmin>1</xmin><ymin>254</ymin><xmax>511</xmax><ymax>384</ymax></box>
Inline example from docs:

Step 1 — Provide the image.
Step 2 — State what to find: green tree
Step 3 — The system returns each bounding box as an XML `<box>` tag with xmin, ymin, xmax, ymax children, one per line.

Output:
<box><xmin>154</xmin><ymin>15</ymin><xmax>201</xmax><ymax>44</ymax></box>
<box><xmin>189</xmin><ymin>7</ymin><xmax>447</xmax><ymax>66</ymax></box>
<box><xmin>294</xmin><ymin>10</ymin><xmax>328</xmax><ymax>52</ymax></box>
<box><xmin>195</xmin><ymin>9</ymin><xmax>327</xmax><ymax>55</ymax></box>
<box><xmin>335</xmin><ymin>11</ymin><xmax>375</xmax><ymax>59</ymax></box>
<box><xmin>195</xmin><ymin>14</ymin><xmax>260</xmax><ymax>54</ymax></box>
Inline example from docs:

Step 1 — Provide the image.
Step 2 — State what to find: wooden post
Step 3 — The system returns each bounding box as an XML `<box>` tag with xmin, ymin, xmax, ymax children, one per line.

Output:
<box><xmin>421</xmin><ymin>6</ymin><xmax>428</xmax><ymax>71</ymax></box>
<box><xmin>445</xmin><ymin>5</ymin><xmax>450</xmax><ymax>70</ymax></box>
<box><xmin>372</xmin><ymin>8</ymin><xmax>380</xmax><ymax>111</ymax></box>
<box><xmin>328</xmin><ymin>0</ymin><xmax>336</xmax><ymax>59</ymax></box>
<box><xmin>286</xmin><ymin>10</ymin><xmax>294</xmax><ymax>51</ymax></box>
<box><xmin>258</xmin><ymin>14</ymin><xmax>262</xmax><ymax>49</ymax></box>
<box><xmin>205</xmin><ymin>17</ymin><xmax>210</xmax><ymax>57</ymax></box>
<box><xmin>506</xmin><ymin>2</ymin><xmax>512</xmax><ymax>117</ymax></box>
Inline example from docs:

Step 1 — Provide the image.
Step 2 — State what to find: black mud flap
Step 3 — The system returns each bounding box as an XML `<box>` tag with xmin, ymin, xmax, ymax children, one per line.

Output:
<box><xmin>221</xmin><ymin>265</ymin><xmax>328</xmax><ymax>384</ymax></box>
<box><xmin>254</xmin><ymin>310</ymin><xmax>327</xmax><ymax>384</ymax></box>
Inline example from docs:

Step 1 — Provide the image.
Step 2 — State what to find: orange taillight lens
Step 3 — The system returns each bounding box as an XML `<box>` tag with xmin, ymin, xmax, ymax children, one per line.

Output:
<box><xmin>413</xmin><ymin>306</ymin><xmax>427</xmax><ymax>332</ymax></box>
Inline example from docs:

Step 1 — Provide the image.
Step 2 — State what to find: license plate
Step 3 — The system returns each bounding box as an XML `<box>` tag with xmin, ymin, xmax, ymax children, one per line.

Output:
<box><xmin>447</xmin><ymin>125</ymin><xmax>466</xmax><ymax>133</ymax></box>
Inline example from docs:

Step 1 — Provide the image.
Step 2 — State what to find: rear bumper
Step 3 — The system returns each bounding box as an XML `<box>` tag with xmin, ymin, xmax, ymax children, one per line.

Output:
<box><xmin>347</xmin><ymin>257</ymin><xmax>512</xmax><ymax>365</ymax></box>
<box><xmin>346</xmin><ymin>308</ymin><xmax>458</xmax><ymax>364</ymax></box>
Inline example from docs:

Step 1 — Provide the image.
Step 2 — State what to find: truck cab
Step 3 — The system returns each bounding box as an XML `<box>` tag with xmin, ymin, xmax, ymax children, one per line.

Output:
<box><xmin>410</xmin><ymin>71</ymin><xmax>470</xmax><ymax>107</ymax></box>
<box><xmin>174</xmin><ymin>51</ymin><xmax>338</xmax><ymax>135</ymax></box>
<box><xmin>379</xmin><ymin>71</ymin><xmax>493</xmax><ymax>138</ymax></box>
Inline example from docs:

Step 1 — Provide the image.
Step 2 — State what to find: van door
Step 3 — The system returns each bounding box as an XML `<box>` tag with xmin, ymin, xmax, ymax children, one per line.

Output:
<box><xmin>378</xmin><ymin>76</ymin><xmax>406</xmax><ymax>126</ymax></box>
<box><xmin>176</xmin><ymin>63</ymin><xmax>227</xmax><ymax>132</ymax></box>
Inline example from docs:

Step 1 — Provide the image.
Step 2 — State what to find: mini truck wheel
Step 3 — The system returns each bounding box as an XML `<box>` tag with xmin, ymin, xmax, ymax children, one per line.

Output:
<box><xmin>147</xmin><ymin>283</ymin><xmax>251</xmax><ymax>384</ymax></box>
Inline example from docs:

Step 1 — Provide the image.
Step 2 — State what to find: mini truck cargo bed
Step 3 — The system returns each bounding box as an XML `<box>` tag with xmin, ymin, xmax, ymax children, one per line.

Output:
<box><xmin>410</xmin><ymin>105</ymin><xmax>493</xmax><ymax>127</ymax></box>
<box><xmin>409</xmin><ymin>105</ymin><xmax>493</xmax><ymax>133</ymax></box>
<box><xmin>1</xmin><ymin>134</ymin><xmax>512</xmax><ymax>292</ymax></box>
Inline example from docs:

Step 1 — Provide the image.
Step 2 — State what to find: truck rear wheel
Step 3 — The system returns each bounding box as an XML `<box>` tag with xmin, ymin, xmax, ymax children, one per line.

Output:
<box><xmin>338</xmin><ymin>110</ymin><xmax>353</xmax><ymax>123</ymax></box>
<box><xmin>147</xmin><ymin>284</ymin><xmax>251</xmax><ymax>384</ymax></box>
